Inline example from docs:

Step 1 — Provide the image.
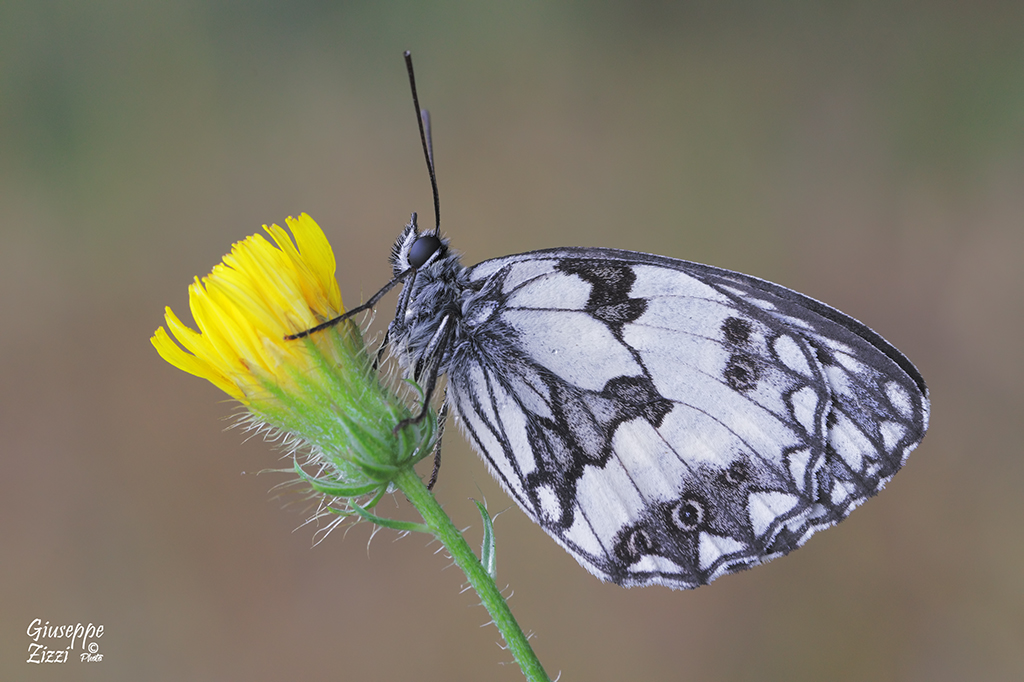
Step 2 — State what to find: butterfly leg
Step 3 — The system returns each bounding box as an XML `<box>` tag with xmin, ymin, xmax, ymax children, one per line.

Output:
<box><xmin>392</xmin><ymin>314</ymin><xmax>453</xmax><ymax>435</ymax></box>
<box><xmin>285</xmin><ymin>268</ymin><xmax>412</xmax><ymax>340</ymax></box>
<box><xmin>426</xmin><ymin>394</ymin><xmax>449</xmax><ymax>491</ymax></box>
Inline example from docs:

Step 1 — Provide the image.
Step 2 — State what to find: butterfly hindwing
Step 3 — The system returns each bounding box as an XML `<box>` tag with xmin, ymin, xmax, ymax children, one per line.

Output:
<box><xmin>442</xmin><ymin>247</ymin><xmax>928</xmax><ymax>589</ymax></box>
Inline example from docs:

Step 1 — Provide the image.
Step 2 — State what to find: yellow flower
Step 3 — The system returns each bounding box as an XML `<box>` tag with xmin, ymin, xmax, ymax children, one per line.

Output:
<box><xmin>151</xmin><ymin>213</ymin><xmax>435</xmax><ymax>489</ymax></box>
<box><xmin>151</xmin><ymin>213</ymin><xmax>346</xmax><ymax>404</ymax></box>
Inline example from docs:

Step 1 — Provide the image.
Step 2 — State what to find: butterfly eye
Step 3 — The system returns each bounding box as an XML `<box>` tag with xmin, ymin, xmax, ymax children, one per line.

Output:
<box><xmin>408</xmin><ymin>235</ymin><xmax>442</xmax><ymax>268</ymax></box>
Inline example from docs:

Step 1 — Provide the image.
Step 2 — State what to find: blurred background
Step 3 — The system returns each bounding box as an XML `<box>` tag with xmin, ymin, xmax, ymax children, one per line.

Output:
<box><xmin>2</xmin><ymin>2</ymin><xmax>1022</xmax><ymax>680</ymax></box>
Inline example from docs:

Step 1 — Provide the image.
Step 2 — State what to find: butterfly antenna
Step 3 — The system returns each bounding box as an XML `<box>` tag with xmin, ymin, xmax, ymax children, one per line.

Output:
<box><xmin>404</xmin><ymin>51</ymin><xmax>441</xmax><ymax>236</ymax></box>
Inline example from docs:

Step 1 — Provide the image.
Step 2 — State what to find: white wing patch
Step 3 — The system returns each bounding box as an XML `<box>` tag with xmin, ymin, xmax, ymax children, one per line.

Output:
<box><xmin>885</xmin><ymin>381</ymin><xmax>913</xmax><ymax>420</ymax></box>
<box><xmin>788</xmin><ymin>386</ymin><xmax>820</xmax><ymax>437</ymax></box>
<box><xmin>506</xmin><ymin>271</ymin><xmax>590</xmax><ymax>309</ymax></box>
<box><xmin>611</xmin><ymin>419</ymin><xmax>693</xmax><ymax>501</ymax></box>
<box><xmin>748</xmin><ymin>491</ymin><xmax>801</xmax><ymax>536</ymax></box>
<box><xmin>503</xmin><ymin>309</ymin><xmax>641</xmax><ymax>391</ymax></box>
<box><xmin>629</xmin><ymin>264</ymin><xmax>729</xmax><ymax>301</ymax></box>
<box><xmin>698</xmin><ymin>533</ymin><xmax>746</xmax><ymax>570</ymax></box>
<box><xmin>535</xmin><ymin>483</ymin><xmax>562</xmax><ymax>524</ymax></box>
<box><xmin>563</xmin><ymin>511</ymin><xmax>605</xmax><ymax>557</ymax></box>
<box><xmin>879</xmin><ymin>420</ymin><xmax>907</xmax><ymax>452</ymax></box>
<box><xmin>500</xmin><ymin>259</ymin><xmax>560</xmax><ymax>294</ymax></box>
<box><xmin>773</xmin><ymin>334</ymin><xmax>812</xmax><ymax>376</ymax></box>
<box><xmin>576</xmin><ymin>460</ymin><xmax>647</xmax><ymax>543</ymax></box>
<box><xmin>787</xmin><ymin>449</ymin><xmax>812</xmax><ymax>492</ymax></box>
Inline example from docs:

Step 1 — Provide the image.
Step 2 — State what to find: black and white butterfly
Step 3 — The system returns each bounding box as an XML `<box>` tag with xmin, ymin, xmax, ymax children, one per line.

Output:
<box><xmin>296</xmin><ymin>53</ymin><xmax>929</xmax><ymax>589</ymax></box>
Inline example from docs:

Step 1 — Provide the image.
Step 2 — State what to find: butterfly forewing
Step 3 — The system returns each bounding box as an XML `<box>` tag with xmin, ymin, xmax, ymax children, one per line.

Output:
<box><xmin>437</xmin><ymin>247</ymin><xmax>928</xmax><ymax>589</ymax></box>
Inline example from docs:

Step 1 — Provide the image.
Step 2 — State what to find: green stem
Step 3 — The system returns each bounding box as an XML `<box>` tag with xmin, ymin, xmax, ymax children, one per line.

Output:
<box><xmin>393</xmin><ymin>466</ymin><xmax>551</xmax><ymax>682</ymax></box>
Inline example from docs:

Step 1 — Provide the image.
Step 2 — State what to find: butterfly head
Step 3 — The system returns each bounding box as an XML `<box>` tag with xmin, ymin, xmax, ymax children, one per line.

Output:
<box><xmin>390</xmin><ymin>212</ymin><xmax>450</xmax><ymax>277</ymax></box>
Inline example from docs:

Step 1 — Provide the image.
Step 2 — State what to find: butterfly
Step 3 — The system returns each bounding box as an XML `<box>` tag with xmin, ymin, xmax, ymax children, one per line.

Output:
<box><xmin>294</xmin><ymin>53</ymin><xmax>929</xmax><ymax>589</ymax></box>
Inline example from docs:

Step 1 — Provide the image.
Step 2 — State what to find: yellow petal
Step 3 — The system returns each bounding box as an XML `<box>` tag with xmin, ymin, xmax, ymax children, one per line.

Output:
<box><xmin>151</xmin><ymin>214</ymin><xmax>347</xmax><ymax>404</ymax></box>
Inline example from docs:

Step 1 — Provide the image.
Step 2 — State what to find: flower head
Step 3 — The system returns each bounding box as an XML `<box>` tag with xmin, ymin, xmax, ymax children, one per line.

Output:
<box><xmin>151</xmin><ymin>213</ymin><xmax>434</xmax><ymax>491</ymax></box>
